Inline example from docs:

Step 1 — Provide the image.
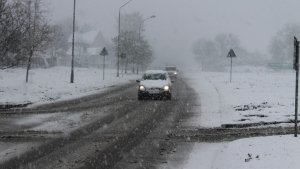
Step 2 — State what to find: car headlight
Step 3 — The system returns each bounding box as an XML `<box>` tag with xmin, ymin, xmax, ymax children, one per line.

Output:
<box><xmin>139</xmin><ymin>85</ymin><xmax>145</xmax><ymax>91</ymax></box>
<box><xmin>163</xmin><ymin>85</ymin><xmax>170</xmax><ymax>91</ymax></box>
<box><xmin>174</xmin><ymin>72</ymin><xmax>177</xmax><ymax>75</ymax></box>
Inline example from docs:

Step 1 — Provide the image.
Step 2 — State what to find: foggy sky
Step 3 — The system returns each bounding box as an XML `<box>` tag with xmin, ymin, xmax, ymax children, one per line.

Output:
<box><xmin>45</xmin><ymin>0</ymin><xmax>300</xmax><ymax>67</ymax></box>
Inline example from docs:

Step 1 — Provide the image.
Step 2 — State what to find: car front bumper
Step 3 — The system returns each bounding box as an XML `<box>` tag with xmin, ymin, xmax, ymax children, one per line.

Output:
<box><xmin>138</xmin><ymin>90</ymin><xmax>171</xmax><ymax>98</ymax></box>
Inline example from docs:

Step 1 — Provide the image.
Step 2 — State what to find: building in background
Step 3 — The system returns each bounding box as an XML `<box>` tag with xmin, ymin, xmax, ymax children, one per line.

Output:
<box><xmin>61</xmin><ymin>30</ymin><xmax>115</xmax><ymax>68</ymax></box>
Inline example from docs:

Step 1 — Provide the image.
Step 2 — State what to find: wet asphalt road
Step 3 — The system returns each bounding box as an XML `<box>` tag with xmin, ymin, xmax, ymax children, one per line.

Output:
<box><xmin>0</xmin><ymin>78</ymin><xmax>196</xmax><ymax>169</ymax></box>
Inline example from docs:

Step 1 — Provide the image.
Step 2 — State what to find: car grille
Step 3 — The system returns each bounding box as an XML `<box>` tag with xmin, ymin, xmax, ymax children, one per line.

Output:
<box><xmin>147</xmin><ymin>87</ymin><xmax>160</xmax><ymax>90</ymax></box>
<box><xmin>146</xmin><ymin>88</ymin><xmax>161</xmax><ymax>93</ymax></box>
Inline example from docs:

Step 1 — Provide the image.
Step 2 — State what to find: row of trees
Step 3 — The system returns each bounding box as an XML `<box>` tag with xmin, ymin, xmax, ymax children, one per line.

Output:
<box><xmin>193</xmin><ymin>33</ymin><xmax>267</xmax><ymax>71</ymax></box>
<box><xmin>113</xmin><ymin>12</ymin><xmax>153</xmax><ymax>74</ymax></box>
<box><xmin>193</xmin><ymin>23</ymin><xmax>300</xmax><ymax>71</ymax></box>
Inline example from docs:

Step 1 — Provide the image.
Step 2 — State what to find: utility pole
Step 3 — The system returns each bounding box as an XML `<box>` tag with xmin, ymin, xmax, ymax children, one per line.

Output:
<box><xmin>117</xmin><ymin>9</ymin><xmax>121</xmax><ymax>77</ymax></box>
<box><xmin>294</xmin><ymin>36</ymin><xmax>299</xmax><ymax>137</ymax></box>
<box><xmin>26</xmin><ymin>0</ymin><xmax>38</xmax><ymax>83</ymax></box>
<box><xmin>117</xmin><ymin>0</ymin><xmax>134</xmax><ymax>77</ymax></box>
<box><xmin>70</xmin><ymin>0</ymin><xmax>76</xmax><ymax>83</ymax></box>
<box><xmin>25</xmin><ymin>0</ymin><xmax>32</xmax><ymax>83</ymax></box>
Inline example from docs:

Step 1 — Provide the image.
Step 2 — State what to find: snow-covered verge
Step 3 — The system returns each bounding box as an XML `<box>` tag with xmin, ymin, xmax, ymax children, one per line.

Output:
<box><xmin>183</xmin><ymin>66</ymin><xmax>296</xmax><ymax>128</ymax></box>
<box><xmin>170</xmin><ymin>66</ymin><xmax>300</xmax><ymax>169</ymax></box>
<box><xmin>0</xmin><ymin>66</ymin><xmax>139</xmax><ymax>107</ymax></box>
<box><xmin>181</xmin><ymin>135</ymin><xmax>300</xmax><ymax>169</ymax></box>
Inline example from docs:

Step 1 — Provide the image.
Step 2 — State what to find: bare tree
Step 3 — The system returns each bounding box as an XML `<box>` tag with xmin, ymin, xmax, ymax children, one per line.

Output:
<box><xmin>47</xmin><ymin>25</ymin><xmax>68</xmax><ymax>60</ymax></box>
<box><xmin>113</xmin><ymin>12</ymin><xmax>153</xmax><ymax>73</ymax></box>
<box><xmin>0</xmin><ymin>0</ymin><xmax>30</xmax><ymax>68</ymax></box>
<box><xmin>193</xmin><ymin>38</ymin><xmax>218</xmax><ymax>70</ymax></box>
<box><xmin>25</xmin><ymin>0</ymin><xmax>52</xmax><ymax>82</ymax></box>
<box><xmin>120</xmin><ymin>12</ymin><xmax>143</xmax><ymax>34</ymax></box>
<box><xmin>193</xmin><ymin>33</ymin><xmax>250</xmax><ymax>71</ymax></box>
<box><xmin>269</xmin><ymin>23</ymin><xmax>300</xmax><ymax>64</ymax></box>
<box><xmin>0</xmin><ymin>0</ymin><xmax>52</xmax><ymax>72</ymax></box>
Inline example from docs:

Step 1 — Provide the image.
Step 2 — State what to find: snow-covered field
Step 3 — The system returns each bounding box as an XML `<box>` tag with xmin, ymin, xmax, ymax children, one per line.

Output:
<box><xmin>184</xmin><ymin>66</ymin><xmax>296</xmax><ymax>128</ymax></box>
<box><xmin>177</xmin><ymin>66</ymin><xmax>300</xmax><ymax>169</ymax></box>
<box><xmin>0</xmin><ymin>66</ymin><xmax>139</xmax><ymax>107</ymax></box>
<box><xmin>182</xmin><ymin>135</ymin><xmax>300</xmax><ymax>169</ymax></box>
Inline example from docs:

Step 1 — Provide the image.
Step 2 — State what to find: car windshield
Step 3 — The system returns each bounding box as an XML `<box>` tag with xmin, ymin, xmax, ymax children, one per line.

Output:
<box><xmin>143</xmin><ymin>73</ymin><xmax>166</xmax><ymax>80</ymax></box>
<box><xmin>165</xmin><ymin>67</ymin><xmax>176</xmax><ymax>71</ymax></box>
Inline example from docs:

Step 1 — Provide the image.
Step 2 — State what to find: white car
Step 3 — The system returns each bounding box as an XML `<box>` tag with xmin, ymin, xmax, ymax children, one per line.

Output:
<box><xmin>136</xmin><ymin>70</ymin><xmax>172</xmax><ymax>100</ymax></box>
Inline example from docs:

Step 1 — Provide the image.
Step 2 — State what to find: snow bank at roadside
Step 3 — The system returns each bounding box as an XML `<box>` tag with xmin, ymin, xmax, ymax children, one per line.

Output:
<box><xmin>183</xmin><ymin>135</ymin><xmax>300</xmax><ymax>169</ymax></box>
<box><xmin>184</xmin><ymin>66</ymin><xmax>296</xmax><ymax>128</ymax></box>
<box><xmin>0</xmin><ymin>67</ymin><xmax>139</xmax><ymax>107</ymax></box>
<box><xmin>184</xmin><ymin>72</ymin><xmax>223</xmax><ymax>127</ymax></box>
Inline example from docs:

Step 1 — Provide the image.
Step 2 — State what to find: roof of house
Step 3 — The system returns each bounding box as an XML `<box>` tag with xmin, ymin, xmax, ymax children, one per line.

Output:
<box><xmin>68</xmin><ymin>30</ymin><xmax>109</xmax><ymax>46</ymax></box>
<box><xmin>67</xmin><ymin>30</ymin><xmax>111</xmax><ymax>56</ymax></box>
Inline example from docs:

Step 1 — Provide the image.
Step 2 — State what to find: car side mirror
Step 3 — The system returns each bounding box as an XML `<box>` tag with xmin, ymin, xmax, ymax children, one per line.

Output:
<box><xmin>136</xmin><ymin>80</ymin><xmax>140</xmax><ymax>83</ymax></box>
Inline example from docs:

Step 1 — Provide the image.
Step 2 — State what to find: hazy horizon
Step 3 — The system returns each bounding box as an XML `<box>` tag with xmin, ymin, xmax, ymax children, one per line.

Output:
<box><xmin>44</xmin><ymin>0</ymin><xmax>300</xmax><ymax>67</ymax></box>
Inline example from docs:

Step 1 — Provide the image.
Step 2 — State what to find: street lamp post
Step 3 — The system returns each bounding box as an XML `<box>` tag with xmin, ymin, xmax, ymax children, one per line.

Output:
<box><xmin>137</xmin><ymin>15</ymin><xmax>155</xmax><ymax>74</ymax></box>
<box><xmin>117</xmin><ymin>0</ymin><xmax>134</xmax><ymax>77</ymax></box>
<box><xmin>70</xmin><ymin>0</ymin><xmax>76</xmax><ymax>83</ymax></box>
<box><xmin>138</xmin><ymin>15</ymin><xmax>156</xmax><ymax>41</ymax></box>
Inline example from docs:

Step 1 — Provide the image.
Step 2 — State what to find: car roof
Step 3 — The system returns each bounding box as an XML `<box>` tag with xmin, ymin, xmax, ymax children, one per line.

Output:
<box><xmin>144</xmin><ymin>70</ymin><xmax>167</xmax><ymax>74</ymax></box>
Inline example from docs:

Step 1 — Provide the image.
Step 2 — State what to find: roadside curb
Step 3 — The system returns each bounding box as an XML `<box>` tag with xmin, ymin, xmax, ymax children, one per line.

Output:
<box><xmin>221</xmin><ymin>120</ymin><xmax>300</xmax><ymax>128</ymax></box>
<box><xmin>169</xmin><ymin>126</ymin><xmax>299</xmax><ymax>142</ymax></box>
<box><xmin>0</xmin><ymin>103</ymin><xmax>32</xmax><ymax>110</ymax></box>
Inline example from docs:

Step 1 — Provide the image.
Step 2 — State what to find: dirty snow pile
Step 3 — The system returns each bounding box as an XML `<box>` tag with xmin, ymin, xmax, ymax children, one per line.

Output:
<box><xmin>184</xmin><ymin>66</ymin><xmax>296</xmax><ymax>128</ymax></box>
<box><xmin>0</xmin><ymin>67</ymin><xmax>139</xmax><ymax>107</ymax></box>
